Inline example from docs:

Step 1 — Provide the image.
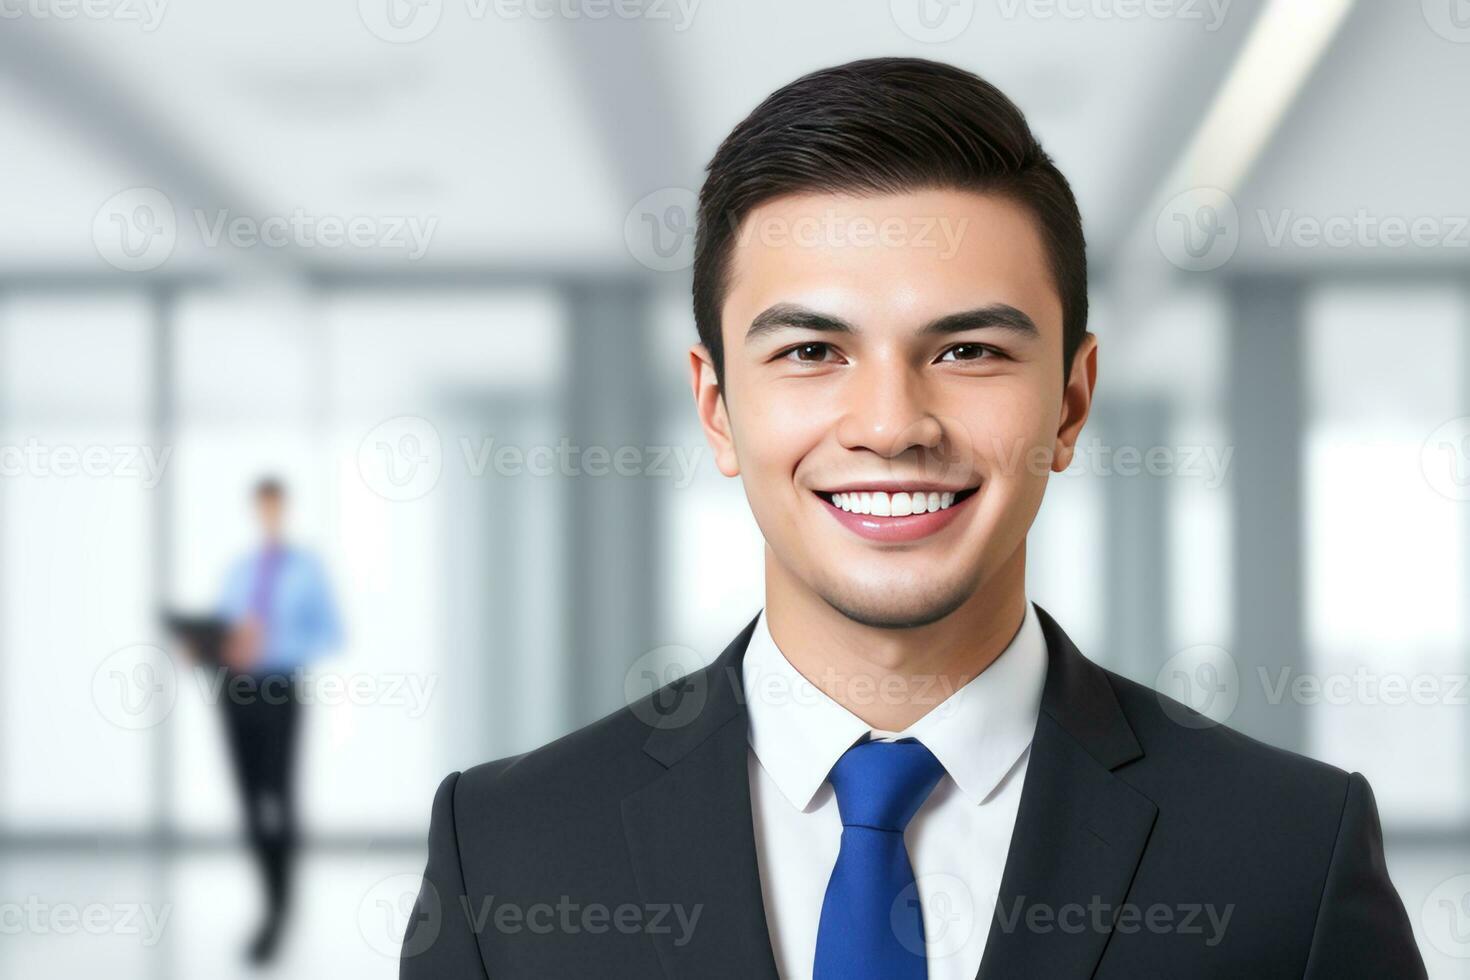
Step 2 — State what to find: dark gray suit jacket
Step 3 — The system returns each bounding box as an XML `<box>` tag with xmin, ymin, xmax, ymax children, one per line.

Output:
<box><xmin>400</xmin><ymin>602</ymin><xmax>1426</xmax><ymax>978</ymax></box>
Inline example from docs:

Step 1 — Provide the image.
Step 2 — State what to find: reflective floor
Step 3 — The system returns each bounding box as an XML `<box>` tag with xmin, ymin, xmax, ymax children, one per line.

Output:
<box><xmin>2</xmin><ymin>841</ymin><xmax>1467</xmax><ymax>978</ymax></box>
<box><xmin>0</xmin><ymin>847</ymin><xmax>427</xmax><ymax>979</ymax></box>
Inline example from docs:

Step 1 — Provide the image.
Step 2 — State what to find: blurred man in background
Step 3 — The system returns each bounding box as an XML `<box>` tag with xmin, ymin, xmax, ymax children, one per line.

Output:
<box><xmin>217</xmin><ymin>476</ymin><xmax>343</xmax><ymax>965</ymax></box>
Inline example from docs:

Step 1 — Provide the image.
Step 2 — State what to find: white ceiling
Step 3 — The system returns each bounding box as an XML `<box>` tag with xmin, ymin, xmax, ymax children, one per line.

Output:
<box><xmin>0</xmin><ymin>0</ymin><xmax>1463</xmax><ymax>279</ymax></box>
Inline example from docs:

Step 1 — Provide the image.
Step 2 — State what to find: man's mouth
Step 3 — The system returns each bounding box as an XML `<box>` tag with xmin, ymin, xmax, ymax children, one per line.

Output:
<box><xmin>812</xmin><ymin>485</ymin><xmax>979</xmax><ymax>516</ymax></box>
<box><xmin>810</xmin><ymin>482</ymin><xmax>981</xmax><ymax>543</ymax></box>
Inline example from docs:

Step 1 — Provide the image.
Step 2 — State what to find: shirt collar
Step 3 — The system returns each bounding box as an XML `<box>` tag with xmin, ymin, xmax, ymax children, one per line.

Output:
<box><xmin>742</xmin><ymin>599</ymin><xmax>1049</xmax><ymax>811</ymax></box>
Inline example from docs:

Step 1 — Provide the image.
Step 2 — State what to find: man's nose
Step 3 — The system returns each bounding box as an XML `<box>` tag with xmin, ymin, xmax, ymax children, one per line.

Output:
<box><xmin>833</xmin><ymin>361</ymin><xmax>944</xmax><ymax>459</ymax></box>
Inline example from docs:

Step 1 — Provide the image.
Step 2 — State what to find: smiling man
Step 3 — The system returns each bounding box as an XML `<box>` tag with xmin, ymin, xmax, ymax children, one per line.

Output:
<box><xmin>401</xmin><ymin>58</ymin><xmax>1425</xmax><ymax>979</ymax></box>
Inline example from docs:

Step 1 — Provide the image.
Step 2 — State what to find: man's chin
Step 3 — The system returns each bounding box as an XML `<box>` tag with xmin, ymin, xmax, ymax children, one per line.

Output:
<box><xmin>815</xmin><ymin>578</ymin><xmax>976</xmax><ymax>631</ymax></box>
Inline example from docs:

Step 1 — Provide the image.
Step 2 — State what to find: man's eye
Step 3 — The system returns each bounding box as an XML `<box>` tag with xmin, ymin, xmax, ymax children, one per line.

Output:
<box><xmin>781</xmin><ymin>342</ymin><xmax>836</xmax><ymax>363</ymax></box>
<box><xmin>938</xmin><ymin>343</ymin><xmax>996</xmax><ymax>362</ymax></box>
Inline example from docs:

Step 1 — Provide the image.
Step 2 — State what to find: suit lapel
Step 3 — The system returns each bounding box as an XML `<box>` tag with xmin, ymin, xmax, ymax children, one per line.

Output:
<box><xmin>621</xmin><ymin>613</ymin><xmax>780</xmax><ymax>980</ymax></box>
<box><xmin>977</xmin><ymin>603</ymin><xmax>1158</xmax><ymax>979</ymax></box>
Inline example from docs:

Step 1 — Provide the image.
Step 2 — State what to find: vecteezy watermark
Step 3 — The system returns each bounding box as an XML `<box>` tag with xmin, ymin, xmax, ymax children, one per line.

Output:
<box><xmin>892</xmin><ymin>873</ymin><xmax>977</xmax><ymax>959</ymax></box>
<box><xmin>993</xmin><ymin>896</ymin><xmax>1234</xmax><ymax>946</ymax></box>
<box><xmin>728</xmin><ymin>209</ymin><xmax>971</xmax><ymax>260</ymax></box>
<box><xmin>1422</xmin><ymin>0</ymin><xmax>1470</xmax><ymax>44</ymax></box>
<box><xmin>740</xmin><ymin>665</ymin><xmax>966</xmax><ymax>721</ymax></box>
<box><xmin>93</xmin><ymin>645</ymin><xmax>179</xmax><ymax>731</ymax></box>
<box><xmin>460</xmin><ymin>436</ymin><xmax>703</xmax><ymax>488</ymax></box>
<box><xmin>1258</xmin><ymin>666</ymin><xmax>1469</xmax><ymax>708</ymax></box>
<box><xmin>458</xmin><ymin>896</ymin><xmax>703</xmax><ymax>946</ymax></box>
<box><xmin>625</xmin><ymin>191</ymin><xmax>973</xmax><ymax>273</ymax></box>
<box><xmin>1154</xmin><ymin>643</ymin><xmax>1470</xmax><ymax>729</ymax></box>
<box><xmin>995</xmin><ymin>0</ymin><xmax>1230</xmax><ymax>30</ymax></box>
<box><xmin>193</xmin><ymin>208</ymin><xmax>437</xmax><ymax>260</ymax></box>
<box><xmin>890</xmin><ymin>0</ymin><xmax>975</xmax><ymax>43</ymax></box>
<box><xmin>0</xmin><ymin>0</ymin><xmax>168</xmax><ymax>31</ymax></box>
<box><xmin>94</xmin><ymin>650</ymin><xmax>439</xmax><ymax>730</ymax></box>
<box><xmin>358</xmin><ymin>416</ymin><xmax>444</xmax><ymax>502</ymax></box>
<box><xmin>362</xmin><ymin>873</ymin><xmax>439</xmax><ymax>958</ymax></box>
<box><xmin>1256</xmin><ymin>209</ymin><xmax>1470</xmax><ymax>252</ymax></box>
<box><xmin>1154</xmin><ymin>644</ymin><xmax>1240</xmax><ymax>729</ymax></box>
<box><xmin>92</xmin><ymin>188</ymin><xmax>438</xmax><ymax>272</ymax></box>
<box><xmin>358</xmin><ymin>0</ymin><xmax>700</xmax><ymax>43</ymax></box>
<box><xmin>625</xmin><ymin>187</ymin><xmax>698</xmax><ymax>273</ymax></box>
<box><xmin>1422</xmin><ymin>873</ymin><xmax>1470</xmax><ymax>959</ymax></box>
<box><xmin>624</xmin><ymin>644</ymin><xmax>711</xmax><ymax>730</ymax></box>
<box><xmin>1421</xmin><ymin>416</ymin><xmax>1470</xmax><ymax>501</ymax></box>
<box><xmin>93</xmin><ymin>188</ymin><xmax>176</xmax><ymax>272</ymax></box>
<box><xmin>0</xmin><ymin>898</ymin><xmax>172</xmax><ymax>945</ymax></box>
<box><xmin>193</xmin><ymin>668</ymin><xmax>440</xmax><ymax>719</ymax></box>
<box><xmin>977</xmin><ymin>434</ymin><xmax>1234</xmax><ymax>488</ymax></box>
<box><xmin>0</xmin><ymin>439</ymin><xmax>172</xmax><ymax>488</ymax></box>
<box><xmin>1156</xmin><ymin>187</ymin><xmax>1239</xmax><ymax>272</ymax></box>
<box><xmin>1057</xmin><ymin>437</ymin><xmax>1232</xmax><ymax>488</ymax></box>
<box><xmin>358</xmin><ymin>416</ymin><xmax>708</xmax><ymax>502</ymax></box>
<box><xmin>367</xmin><ymin>875</ymin><xmax>704</xmax><ymax>958</ymax></box>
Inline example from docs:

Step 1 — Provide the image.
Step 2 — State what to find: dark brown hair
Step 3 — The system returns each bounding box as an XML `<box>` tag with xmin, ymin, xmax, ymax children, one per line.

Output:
<box><xmin>253</xmin><ymin>476</ymin><xmax>286</xmax><ymax>501</ymax></box>
<box><xmin>693</xmin><ymin>57</ymin><xmax>1088</xmax><ymax>388</ymax></box>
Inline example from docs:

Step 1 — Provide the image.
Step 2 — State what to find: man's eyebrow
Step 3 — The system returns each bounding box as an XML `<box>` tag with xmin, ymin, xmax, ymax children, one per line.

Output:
<box><xmin>746</xmin><ymin>303</ymin><xmax>856</xmax><ymax>341</ymax></box>
<box><xmin>745</xmin><ymin>302</ymin><xmax>1039</xmax><ymax>343</ymax></box>
<box><xmin>922</xmin><ymin>304</ymin><xmax>1039</xmax><ymax>338</ymax></box>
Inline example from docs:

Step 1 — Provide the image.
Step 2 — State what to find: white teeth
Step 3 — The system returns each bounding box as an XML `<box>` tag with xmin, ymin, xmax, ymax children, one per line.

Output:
<box><xmin>825</xmin><ymin>489</ymin><xmax>965</xmax><ymax>515</ymax></box>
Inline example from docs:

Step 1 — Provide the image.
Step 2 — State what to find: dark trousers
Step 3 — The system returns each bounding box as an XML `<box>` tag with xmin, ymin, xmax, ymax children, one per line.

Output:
<box><xmin>218</xmin><ymin>670</ymin><xmax>302</xmax><ymax>930</ymax></box>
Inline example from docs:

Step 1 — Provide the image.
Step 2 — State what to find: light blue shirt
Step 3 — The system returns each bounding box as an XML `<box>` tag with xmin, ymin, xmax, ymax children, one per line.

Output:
<box><xmin>218</xmin><ymin>544</ymin><xmax>344</xmax><ymax>671</ymax></box>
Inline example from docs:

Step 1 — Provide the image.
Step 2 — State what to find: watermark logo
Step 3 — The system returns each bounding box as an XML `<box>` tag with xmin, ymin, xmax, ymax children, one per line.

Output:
<box><xmin>1422</xmin><ymin>0</ymin><xmax>1470</xmax><ymax>43</ymax></box>
<box><xmin>890</xmin><ymin>0</ymin><xmax>974</xmax><ymax>42</ymax></box>
<box><xmin>1154</xmin><ymin>644</ymin><xmax>1238</xmax><ymax>728</ymax></box>
<box><xmin>361</xmin><ymin>873</ymin><xmax>440</xmax><ymax>958</ymax></box>
<box><xmin>624</xmin><ymin>644</ymin><xmax>709</xmax><ymax>730</ymax></box>
<box><xmin>876</xmin><ymin>414</ymin><xmax>979</xmax><ymax>495</ymax></box>
<box><xmin>0</xmin><ymin>0</ymin><xmax>168</xmax><ymax>31</ymax></box>
<box><xmin>1156</xmin><ymin>187</ymin><xmax>1238</xmax><ymax>272</ymax></box>
<box><xmin>994</xmin><ymin>896</ymin><xmax>1233</xmax><ymax>944</ymax></box>
<box><xmin>359</xmin><ymin>416</ymin><xmax>444</xmax><ymax>502</ymax></box>
<box><xmin>1256</xmin><ymin>209</ymin><xmax>1470</xmax><ymax>251</ymax></box>
<box><xmin>191</xmin><ymin>668</ymin><xmax>439</xmax><ymax>717</ymax></box>
<box><xmin>94</xmin><ymin>187</ymin><xmax>437</xmax><ymax>271</ymax></box>
<box><xmin>359</xmin><ymin>0</ymin><xmax>444</xmax><ymax>42</ymax></box>
<box><xmin>0</xmin><ymin>439</ymin><xmax>172</xmax><ymax>488</ymax></box>
<box><xmin>1421</xmin><ymin>416</ymin><xmax>1470</xmax><ymax>501</ymax></box>
<box><xmin>94</xmin><ymin>188</ymin><xmax>176</xmax><ymax>272</ymax></box>
<box><xmin>995</xmin><ymin>0</ymin><xmax>1230</xmax><ymax>30</ymax></box>
<box><xmin>0</xmin><ymin>897</ymin><xmax>172</xmax><ymax>944</ymax></box>
<box><xmin>625</xmin><ymin>187</ymin><xmax>698</xmax><ymax>272</ymax></box>
<box><xmin>92</xmin><ymin>644</ymin><xmax>178</xmax><ymax>730</ymax></box>
<box><xmin>1258</xmin><ymin>666</ymin><xmax>1468</xmax><ymax>708</ymax></box>
<box><xmin>1422</xmin><ymin>873</ymin><xmax>1470</xmax><ymax>958</ymax></box>
<box><xmin>892</xmin><ymin>873</ymin><xmax>975</xmax><ymax>959</ymax></box>
<box><xmin>460</xmin><ymin>436</ymin><xmax>703</xmax><ymax>488</ymax></box>
<box><xmin>728</xmin><ymin>208</ymin><xmax>970</xmax><ymax>260</ymax></box>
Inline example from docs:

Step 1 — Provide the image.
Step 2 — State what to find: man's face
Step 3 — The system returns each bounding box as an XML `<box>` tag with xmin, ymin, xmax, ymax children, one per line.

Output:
<box><xmin>256</xmin><ymin>493</ymin><xmax>285</xmax><ymax>539</ymax></box>
<box><xmin>691</xmin><ymin>187</ymin><xmax>1096</xmax><ymax>628</ymax></box>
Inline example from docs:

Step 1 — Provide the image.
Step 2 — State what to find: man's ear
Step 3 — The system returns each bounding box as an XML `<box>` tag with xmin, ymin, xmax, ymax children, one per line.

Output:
<box><xmin>1051</xmin><ymin>332</ymin><xmax>1098</xmax><ymax>473</ymax></box>
<box><xmin>689</xmin><ymin>343</ymin><xmax>740</xmax><ymax>477</ymax></box>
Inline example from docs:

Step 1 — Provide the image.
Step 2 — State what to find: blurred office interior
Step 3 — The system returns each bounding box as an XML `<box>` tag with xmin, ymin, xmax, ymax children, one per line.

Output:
<box><xmin>1</xmin><ymin>0</ymin><xmax>1468</xmax><ymax>975</ymax></box>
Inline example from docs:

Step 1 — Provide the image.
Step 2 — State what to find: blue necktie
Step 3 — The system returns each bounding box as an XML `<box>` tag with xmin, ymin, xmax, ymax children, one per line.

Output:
<box><xmin>813</xmin><ymin>737</ymin><xmax>946</xmax><ymax>980</ymax></box>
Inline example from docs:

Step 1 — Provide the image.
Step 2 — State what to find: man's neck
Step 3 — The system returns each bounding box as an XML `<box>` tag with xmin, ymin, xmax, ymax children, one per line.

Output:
<box><xmin>762</xmin><ymin>544</ymin><xmax>1029</xmax><ymax>731</ymax></box>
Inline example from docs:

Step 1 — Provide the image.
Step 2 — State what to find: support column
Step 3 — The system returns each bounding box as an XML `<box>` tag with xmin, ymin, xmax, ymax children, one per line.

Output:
<box><xmin>1227</xmin><ymin>276</ymin><xmax>1307</xmax><ymax>753</ymax></box>
<box><xmin>562</xmin><ymin>281</ymin><xmax>661</xmax><ymax>727</ymax></box>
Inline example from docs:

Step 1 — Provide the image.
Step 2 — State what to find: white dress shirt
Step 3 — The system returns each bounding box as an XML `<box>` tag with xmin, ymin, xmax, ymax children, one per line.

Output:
<box><xmin>742</xmin><ymin>599</ymin><xmax>1048</xmax><ymax>980</ymax></box>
